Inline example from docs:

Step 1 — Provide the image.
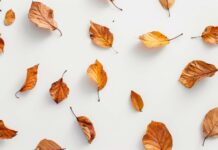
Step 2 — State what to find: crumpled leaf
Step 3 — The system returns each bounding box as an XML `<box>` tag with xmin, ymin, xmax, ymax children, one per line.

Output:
<box><xmin>179</xmin><ymin>60</ymin><xmax>217</xmax><ymax>88</ymax></box>
<box><xmin>139</xmin><ymin>31</ymin><xmax>182</xmax><ymax>48</ymax></box>
<box><xmin>87</xmin><ymin>60</ymin><xmax>107</xmax><ymax>102</ymax></box>
<box><xmin>130</xmin><ymin>90</ymin><xmax>144</xmax><ymax>112</ymax></box>
<box><xmin>0</xmin><ymin>37</ymin><xmax>5</xmax><ymax>54</ymax></box>
<box><xmin>159</xmin><ymin>0</ymin><xmax>175</xmax><ymax>17</ymax></box>
<box><xmin>35</xmin><ymin>139</ymin><xmax>64</xmax><ymax>150</ymax></box>
<box><xmin>4</xmin><ymin>9</ymin><xmax>15</xmax><ymax>26</ymax></box>
<box><xmin>28</xmin><ymin>1</ymin><xmax>62</xmax><ymax>36</ymax></box>
<box><xmin>49</xmin><ymin>70</ymin><xmax>69</xmax><ymax>104</ymax></box>
<box><xmin>143</xmin><ymin>121</ymin><xmax>173</xmax><ymax>150</ymax></box>
<box><xmin>70</xmin><ymin>107</ymin><xmax>96</xmax><ymax>144</ymax></box>
<box><xmin>202</xmin><ymin>107</ymin><xmax>218</xmax><ymax>146</ymax></box>
<box><xmin>16</xmin><ymin>64</ymin><xmax>39</xmax><ymax>98</ymax></box>
<box><xmin>0</xmin><ymin>120</ymin><xmax>17</xmax><ymax>140</ymax></box>
<box><xmin>109</xmin><ymin>0</ymin><xmax>123</xmax><ymax>11</ymax></box>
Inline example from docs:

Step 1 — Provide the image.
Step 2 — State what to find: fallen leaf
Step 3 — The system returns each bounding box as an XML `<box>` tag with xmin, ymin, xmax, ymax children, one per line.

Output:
<box><xmin>0</xmin><ymin>120</ymin><xmax>17</xmax><ymax>139</ymax></box>
<box><xmin>159</xmin><ymin>0</ymin><xmax>175</xmax><ymax>17</ymax></box>
<box><xmin>139</xmin><ymin>31</ymin><xmax>183</xmax><ymax>48</ymax></box>
<box><xmin>130</xmin><ymin>90</ymin><xmax>144</xmax><ymax>112</ymax></box>
<box><xmin>35</xmin><ymin>139</ymin><xmax>64</xmax><ymax>150</ymax></box>
<box><xmin>70</xmin><ymin>107</ymin><xmax>96</xmax><ymax>144</ymax></box>
<box><xmin>15</xmin><ymin>64</ymin><xmax>39</xmax><ymax>98</ymax></box>
<box><xmin>28</xmin><ymin>1</ymin><xmax>62</xmax><ymax>36</ymax></box>
<box><xmin>179</xmin><ymin>60</ymin><xmax>217</xmax><ymax>88</ymax></box>
<box><xmin>202</xmin><ymin>107</ymin><xmax>218</xmax><ymax>146</ymax></box>
<box><xmin>87</xmin><ymin>60</ymin><xmax>107</xmax><ymax>102</ymax></box>
<box><xmin>4</xmin><ymin>9</ymin><xmax>15</xmax><ymax>26</ymax></box>
<box><xmin>143</xmin><ymin>121</ymin><xmax>173</xmax><ymax>150</ymax></box>
<box><xmin>49</xmin><ymin>70</ymin><xmax>69</xmax><ymax>104</ymax></box>
<box><xmin>109</xmin><ymin>0</ymin><xmax>123</xmax><ymax>11</ymax></box>
<box><xmin>0</xmin><ymin>37</ymin><xmax>5</xmax><ymax>54</ymax></box>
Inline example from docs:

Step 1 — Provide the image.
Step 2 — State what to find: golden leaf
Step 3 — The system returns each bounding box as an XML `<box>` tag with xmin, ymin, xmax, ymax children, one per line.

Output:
<box><xmin>4</xmin><ymin>9</ymin><xmax>15</xmax><ymax>26</ymax></box>
<box><xmin>16</xmin><ymin>64</ymin><xmax>39</xmax><ymax>98</ymax></box>
<box><xmin>35</xmin><ymin>139</ymin><xmax>64</xmax><ymax>150</ymax></box>
<box><xmin>0</xmin><ymin>37</ymin><xmax>5</xmax><ymax>54</ymax></box>
<box><xmin>143</xmin><ymin>121</ymin><xmax>173</xmax><ymax>150</ymax></box>
<box><xmin>49</xmin><ymin>70</ymin><xmax>69</xmax><ymax>104</ymax></box>
<box><xmin>28</xmin><ymin>1</ymin><xmax>62</xmax><ymax>36</ymax></box>
<box><xmin>130</xmin><ymin>90</ymin><xmax>144</xmax><ymax>112</ymax></box>
<box><xmin>70</xmin><ymin>107</ymin><xmax>96</xmax><ymax>144</ymax></box>
<box><xmin>0</xmin><ymin>120</ymin><xmax>17</xmax><ymax>140</ymax></box>
<box><xmin>179</xmin><ymin>60</ymin><xmax>217</xmax><ymax>88</ymax></box>
<box><xmin>159</xmin><ymin>0</ymin><xmax>175</xmax><ymax>17</ymax></box>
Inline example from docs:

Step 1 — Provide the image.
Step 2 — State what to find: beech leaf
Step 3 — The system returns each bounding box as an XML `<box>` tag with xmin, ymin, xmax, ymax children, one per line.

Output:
<box><xmin>35</xmin><ymin>139</ymin><xmax>64</xmax><ymax>150</ymax></box>
<box><xmin>130</xmin><ymin>90</ymin><xmax>144</xmax><ymax>112</ymax></box>
<box><xmin>159</xmin><ymin>0</ymin><xmax>175</xmax><ymax>17</ymax></box>
<box><xmin>0</xmin><ymin>120</ymin><xmax>17</xmax><ymax>140</ymax></box>
<box><xmin>4</xmin><ymin>9</ymin><xmax>15</xmax><ymax>26</ymax></box>
<box><xmin>0</xmin><ymin>37</ymin><xmax>5</xmax><ymax>54</ymax></box>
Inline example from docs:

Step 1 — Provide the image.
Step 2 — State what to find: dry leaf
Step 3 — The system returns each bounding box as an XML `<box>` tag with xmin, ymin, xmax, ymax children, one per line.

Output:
<box><xmin>139</xmin><ymin>31</ymin><xmax>182</xmax><ymax>48</ymax></box>
<box><xmin>4</xmin><ymin>9</ymin><xmax>15</xmax><ymax>26</ymax></box>
<box><xmin>28</xmin><ymin>1</ymin><xmax>62</xmax><ymax>36</ymax></box>
<box><xmin>202</xmin><ymin>107</ymin><xmax>218</xmax><ymax>146</ymax></box>
<box><xmin>109</xmin><ymin>0</ymin><xmax>123</xmax><ymax>11</ymax></box>
<box><xmin>35</xmin><ymin>139</ymin><xmax>64</xmax><ymax>150</ymax></box>
<box><xmin>130</xmin><ymin>90</ymin><xmax>144</xmax><ymax>112</ymax></box>
<box><xmin>179</xmin><ymin>60</ymin><xmax>217</xmax><ymax>88</ymax></box>
<box><xmin>49</xmin><ymin>70</ymin><xmax>69</xmax><ymax>104</ymax></box>
<box><xmin>87</xmin><ymin>60</ymin><xmax>107</xmax><ymax>102</ymax></box>
<box><xmin>15</xmin><ymin>64</ymin><xmax>39</xmax><ymax>98</ymax></box>
<box><xmin>0</xmin><ymin>120</ymin><xmax>17</xmax><ymax>140</ymax></box>
<box><xmin>143</xmin><ymin>121</ymin><xmax>173</xmax><ymax>150</ymax></box>
<box><xmin>159</xmin><ymin>0</ymin><xmax>175</xmax><ymax>17</ymax></box>
<box><xmin>70</xmin><ymin>107</ymin><xmax>96</xmax><ymax>144</ymax></box>
<box><xmin>0</xmin><ymin>37</ymin><xmax>5</xmax><ymax>54</ymax></box>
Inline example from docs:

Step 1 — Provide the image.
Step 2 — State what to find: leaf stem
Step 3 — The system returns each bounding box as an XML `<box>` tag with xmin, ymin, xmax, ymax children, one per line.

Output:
<box><xmin>15</xmin><ymin>91</ymin><xmax>20</xmax><ymax>99</ymax></box>
<box><xmin>97</xmin><ymin>90</ymin><xmax>100</xmax><ymax>102</ymax></box>
<box><xmin>56</xmin><ymin>28</ymin><xmax>63</xmax><ymax>37</ymax></box>
<box><xmin>61</xmin><ymin>70</ymin><xmax>67</xmax><ymax>78</ymax></box>
<box><xmin>70</xmin><ymin>106</ymin><xmax>77</xmax><ymax>119</ymax></box>
<box><xmin>191</xmin><ymin>36</ymin><xmax>202</xmax><ymax>39</ymax></box>
<box><xmin>202</xmin><ymin>136</ymin><xmax>208</xmax><ymax>146</ymax></box>
<box><xmin>110</xmin><ymin>0</ymin><xmax>123</xmax><ymax>11</ymax></box>
<box><xmin>169</xmin><ymin>33</ymin><xmax>183</xmax><ymax>41</ymax></box>
<box><xmin>166</xmin><ymin>0</ymin><xmax>170</xmax><ymax>17</ymax></box>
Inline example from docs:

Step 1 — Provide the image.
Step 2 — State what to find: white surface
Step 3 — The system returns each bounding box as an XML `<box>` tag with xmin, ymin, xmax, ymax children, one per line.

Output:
<box><xmin>0</xmin><ymin>0</ymin><xmax>218</xmax><ymax>149</ymax></box>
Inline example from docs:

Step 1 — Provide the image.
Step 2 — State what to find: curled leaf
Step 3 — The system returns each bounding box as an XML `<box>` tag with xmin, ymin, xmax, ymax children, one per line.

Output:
<box><xmin>16</xmin><ymin>64</ymin><xmax>39</xmax><ymax>98</ymax></box>
<box><xmin>109</xmin><ymin>0</ymin><xmax>123</xmax><ymax>11</ymax></box>
<box><xmin>0</xmin><ymin>37</ymin><xmax>5</xmax><ymax>54</ymax></box>
<box><xmin>0</xmin><ymin>120</ymin><xmax>17</xmax><ymax>140</ymax></box>
<box><xmin>49</xmin><ymin>70</ymin><xmax>69</xmax><ymax>104</ymax></box>
<box><xmin>179</xmin><ymin>60</ymin><xmax>217</xmax><ymax>88</ymax></box>
<box><xmin>130</xmin><ymin>90</ymin><xmax>144</xmax><ymax>112</ymax></box>
<box><xmin>143</xmin><ymin>121</ymin><xmax>173</xmax><ymax>150</ymax></box>
<box><xmin>35</xmin><ymin>139</ymin><xmax>64</xmax><ymax>150</ymax></box>
<box><xmin>70</xmin><ymin>107</ymin><xmax>96</xmax><ymax>144</ymax></box>
<box><xmin>159</xmin><ymin>0</ymin><xmax>175</xmax><ymax>17</ymax></box>
<box><xmin>28</xmin><ymin>1</ymin><xmax>62</xmax><ymax>36</ymax></box>
<box><xmin>4</xmin><ymin>9</ymin><xmax>15</xmax><ymax>26</ymax></box>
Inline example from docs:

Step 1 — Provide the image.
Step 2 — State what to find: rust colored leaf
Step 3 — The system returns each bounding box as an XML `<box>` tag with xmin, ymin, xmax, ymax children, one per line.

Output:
<box><xmin>35</xmin><ymin>139</ymin><xmax>64</xmax><ymax>150</ymax></box>
<box><xmin>159</xmin><ymin>0</ymin><xmax>175</xmax><ymax>17</ymax></box>
<box><xmin>28</xmin><ymin>1</ymin><xmax>62</xmax><ymax>36</ymax></box>
<box><xmin>16</xmin><ymin>64</ymin><xmax>39</xmax><ymax>98</ymax></box>
<box><xmin>49</xmin><ymin>70</ymin><xmax>69</xmax><ymax>104</ymax></box>
<box><xmin>109</xmin><ymin>0</ymin><xmax>123</xmax><ymax>11</ymax></box>
<box><xmin>130</xmin><ymin>90</ymin><xmax>144</xmax><ymax>112</ymax></box>
<box><xmin>179</xmin><ymin>60</ymin><xmax>217</xmax><ymax>88</ymax></box>
<box><xmin>4</xmin><ymin>9</ymin><xmax>15</xmax><ymax>26</ymax></box>
<box><xmin>143</xmin><ymin>121</ymin><xmax>173</xmax><ymax>150</ymax></box>
<box><xmin>0</xmin><ymin>37</ymin><xmax>5</xmax><ymax>54</ymax></box>
<box><xmin>0</xmin><ymin>120</ymin><xmax>17</xmax><ymax>140</ymax></box>
<box><xmin>70</xmin><ymin>107</ymin><xmax>96</xmax><ymax>144</ymax></box>
<box><xmin>87</xmin><ymin>60</ymin><xmax>107</xmax><ymax>102</ymax></box>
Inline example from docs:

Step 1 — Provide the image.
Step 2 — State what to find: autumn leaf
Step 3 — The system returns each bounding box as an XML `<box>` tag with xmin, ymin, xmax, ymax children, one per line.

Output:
<box><xmin>143</xmin><ymin>121</ymin><xmax>173</xmax><ymax>150</ymax></box>
<box><xmin>0</xmin><ymin>37</ymin><xmax>5</xmax><ymax>54</ymax></box>
<box><xmin>87</xmin><ymin>60</ymin><xmax>107</xmax><ymax>102</ymax></box>
<box><xmin>28</xmin><ymin>1</ymin><xmax>62</xmax><ymax>36</ymax></box>
<box><xmin>109</xmin><ymin>0</ymin><xmax>123</xmax><ymax>11</ymax></box>
<box><xmin>130</xmin><ymin>90</ymin><xmax>144</xmax><ymax>112</ymax></box>
<box><xmin>15</xmin><ymin>64</ymin><xmax>39</xmax><ymax>98</ymax></box>
<box><xmin>139</xmin><ymin>31</ymin><xmax>183</xmax><ymax>48</ymax></box>
<box><xmin>0</xmin><ymin>120</ymin><xmax>17</xmax><ymax>140</ymax></box>
<box><xmin>35</xmin><ymin>139</ymin><xmax>64</xmax><ymax>150</ymax></box>
<box><xmin>49</xmin><ymin>70</ymin><xmax>69</xmax><ymax>104</ymax></box>
<box><xmin>159</xmin><ymin>0</ymin><xmax>175</xmax><ymax>17</ymax></box>
<box><xmin>202</xmin><ymin>107</ymin><xmax>218</xmax><ymax>146</ymax></box>
<box><xmin>70</xmin><ymin>107</ymin><xmax>96</xmax><ymax>144</ymax></box>
<box><xmin>4</xmin><ymin>9</ymin><xmax>15</xmax><ymax>26</ymax></box>
<box><xmin>179</xmin><ymin>60</ymin><xmax>218</xmax><ymax>88</ymax></box>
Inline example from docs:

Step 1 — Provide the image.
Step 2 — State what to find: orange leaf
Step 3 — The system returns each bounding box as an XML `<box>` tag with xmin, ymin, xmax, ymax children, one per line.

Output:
<box><xmin>130</xmin><ymin>90</ymin><xmax>144</xmax><ymax>112</ymax></box>
<box><xmin>4</xmin><ymin>9</ymin><xmax>15</xmax><ymax>26</ymax></box>
<box><xmin>0</xmin><ymin>37</ymin><xmax>5</xmax><ymax>54</ymax></box>
<box><xmin>35</xmin><ymin>139</ymin><xmax>64</xmax><ymax>150</ymax></box>
<box><xmin>0</xmin><ymin>120</ymin><xmax>17</xmax><ymax>140</ymax></box>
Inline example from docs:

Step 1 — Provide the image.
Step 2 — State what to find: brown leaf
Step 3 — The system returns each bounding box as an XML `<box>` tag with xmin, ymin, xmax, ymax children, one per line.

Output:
<box><xmin>0</xmin><ymin>37</ymin><xmax>5</xmax><ymax>54</ymax></box>
<box><xmin>109</xmin><ymin>0</ymin><xmax>123</xmax><ymax>11</ymax></box>
<box><xmin>159</xmin><ymin>0</ymin><xmax>175</xmax><ymax>17</ymax></box>
<box><xmin>35</xmin><ymin>139</ymin><xmax>64</xmax><ymax>150</ymax></box>
<box><xmin>4</xmin><ymin>9</ymin><xmax>15</xmax><ymax>26</ymax></box>
<box><xmin>49</xmin><ymin>70</ymin><xmax>69</xmax><ymax>104</ymax></box>
<box><xmin>202</xmin><ymin>107</ymin><xmax>218</xmax><ymax>146</ymax></box>
<box><xmin>16</xmin><ymin>64</ymin><xmax>39</xmax><ymax>98</ymax></box>
<box><xmin>28</xmin><ymin>1</ymin><xmax>62</xmax><ymax>36</ymax></box>
<box><xmin>179</xmin><ymin>60</ymin><xmax>217</xmax><ymax>88</ymax></box>
<box><xmin>0</xmin><ymin>120</ymin><xmax>17</xmax><ymax>140</ymax></box>
<box><xmin>70</xmin><ymin>107</ymin><xmax>96</xmax><ymax>144</ymax></box>
<box><xmin>143</xmin><ymin>121</ymin><xmax>173</xmax><ymax>150</ymax></box>
<box><xmin>87</xmin><ymin>60</ymin><xmax>107</xmax><ymax>102</ymax></box>
<box><xmin>130</xmin><ymin>90</ymin><xmax>144</xmax><ymax>112</ymax></box>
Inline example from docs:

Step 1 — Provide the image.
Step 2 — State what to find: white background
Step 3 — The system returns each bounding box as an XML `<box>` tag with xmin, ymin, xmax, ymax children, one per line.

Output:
<box><xmin>0</xmin><ymin>0</ymin><xmax>218</xmax><ymax>149</ymax></box>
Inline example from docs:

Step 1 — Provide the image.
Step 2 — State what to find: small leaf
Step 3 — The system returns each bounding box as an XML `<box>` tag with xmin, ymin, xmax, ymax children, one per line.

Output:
<box><xmin>159</xmin><ymin>0</ymin><xmax>175</xmax><ymax>17</ymax></box>
<box><xmin>0</xmin><ymin>37</ymin><xmax>5</xmax><ymax>54</ymax></box>
<box><xmin>142</xmin><ymin>121</ymin><xmax>173</xmax><ymax>150</ymax></box>
<box><xmin>35</xmin><ymin>139</ymin><xmax>64</xmax><ymax>150</ymax></box>
<box><xmin>70</xmin><ymin>107</ymin><xmax>96</xmax><ymax>144</ymax></box>
<box><xmin>49</xmin><ymin>70</ymin><xmax>69</xmax><ymax>104</ymax></box>
<box><xmin>16</xmin><ymin>64</ymin><xmax>39</xmax><ymax>98</ymax></box>
<box><xmin>0</xmin><ymin>120</ymin><xmax>17</xmax><ymax>140</ymax></box>
<box><xmin>130</xmin><ymin>90</ymin><xmax>144</xmax><ymax>112</ymax></box>
<box><xmin>179</xmin><ymin>60</ymin><xmax>217</xmax><ymax>88</ymax></box>
<box><xmin>4</xmin><ymin>9</ymin><xmax>15</xmax><ymax>26</ymax></box>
